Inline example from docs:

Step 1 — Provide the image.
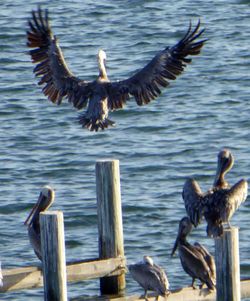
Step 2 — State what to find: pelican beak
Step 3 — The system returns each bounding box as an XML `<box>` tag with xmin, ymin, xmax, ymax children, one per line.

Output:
<box><xmin>171</xmin><ymin>236</ymin><xmax>179</xmax><ymax>257</ymax></box>
<box><xmin>24</xmin><ymin>192</ymin><xmax>44</xmax><ymax>226</ymax></box>
<box><xmin>214</xmin><ymin>160</ymin><xmax>224</xmax><ymax>181</ymax></box>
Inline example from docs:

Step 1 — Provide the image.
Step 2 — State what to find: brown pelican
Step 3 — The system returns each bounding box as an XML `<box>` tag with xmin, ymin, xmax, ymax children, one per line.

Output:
<box><xmin>24</xmin><ymin>186</ymin><xmax>55</xmax><ymax>260</ymax></box>
<box><xmin>27</xmin><ymin>8</ymin><xmax>206</xmax><ymax>131</ymax></box>
<box><xmin>129</xmin><ymin>255</ymin><xmax>170</xmax><ymax>300</ymax></box>
<box><xmin>183</xmin><ymin>149</ymin><xmax>248</xmax><ymax>237</ymax></box>
<box><xmin>171</xmin><ymin>217</ymin><xmax>216</xmax><ymax>290</ymax></box>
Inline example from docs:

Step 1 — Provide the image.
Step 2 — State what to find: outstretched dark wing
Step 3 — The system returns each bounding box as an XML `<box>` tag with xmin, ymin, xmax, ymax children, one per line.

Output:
<box><xmin>223</xmin><ymin>179</ymin><xmax>248</xmax><ymax>220</ymax></box>
<box><xmin>182</xmin><ymin>178</ymin><xmax>205</xmax><ymax>227</ymax></box>
<box><xmin>107</xmin><ymin>21</ymin><xmax>206</xmax><ymax>109</ymax></box>
<box><xmin>27</xmin><ymin>8</ymin><xmax>92</xmax><ymax>110</ymax></box>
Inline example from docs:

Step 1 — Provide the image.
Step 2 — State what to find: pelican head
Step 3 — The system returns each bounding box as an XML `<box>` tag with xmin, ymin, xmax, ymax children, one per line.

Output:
<box><xmin>143</xmin><ymin>255</ymin><xmax>154</xmax><ymax>266</ymax></box>
<box><xmin>171</xmin><ymin>217</ymin><xmax>193</xmax><ymax>256</ymax></box>
<box><xmin>24</xmin><ymin>185</ymin><xmax>55</xmax><ymax>226</ymax></box>
<box><xmin>97</xmin><ymin>49</ymin><xmax>108</xmax><ymax>80</ymax></box>
<box><xmin>98</xmin><ymin>49</ymin><xmax>107</xmax><ymax>62</ymax></box>
<box><xmin>214</xmin><ymin>149</ymin><xmax>234</xmax><ymax>187</ymax></box>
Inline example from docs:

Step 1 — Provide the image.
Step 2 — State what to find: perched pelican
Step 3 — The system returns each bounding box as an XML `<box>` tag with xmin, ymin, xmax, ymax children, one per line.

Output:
<box><xmin>183</xmin><ymin>149</ymin><xmax>248</xmax><ymax>237</ymax></box>
<box><xmin>171</xmin><ymin>217</ymin><xmax>216</xmax><ymax>290</ymax></box>
<box><xmin>129</xmin><ymin>256</ymin><xmax>170</xmax><ymax>300</ymax></box>
<box><xmin>27</xmin><ymin>7</ymin><xmax>206</xmax><ymax>131</ymax></box>
<box><xmin>24</xmin><ymin>186</ymin><xmax>55</xmax><ymax>260</ymax></box>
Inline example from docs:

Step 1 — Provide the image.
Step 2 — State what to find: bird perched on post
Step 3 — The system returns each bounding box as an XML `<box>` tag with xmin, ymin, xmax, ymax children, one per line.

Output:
<box><xmin>24</xmin><ymin>186</ymin><xmax>55</xmax><ymax>260</ymax></box>
<box><xmin>129</xmin><ymin>255</ymin><xmax>170</xmax><ymax>300</ymax></box>
<box><xmin>27</xmin><ymin>7</ymin><xmax>206</xmax><ymax>131</ymax></box>
<box><xmin>171</xmin><ymin>217</ymin><xmax>216</xmax><ymax>290</ymax></box>
<box><xmin>182</xmin><ymin>149</ymin><xmax>248</xmax><ymax>237</ymax></box>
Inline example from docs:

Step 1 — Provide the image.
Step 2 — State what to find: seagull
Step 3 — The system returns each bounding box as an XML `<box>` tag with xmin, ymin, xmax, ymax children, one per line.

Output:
<box><xmin>27</xmin><ymin>7</ymin><xmax>206</xmax><ymax>131</ymax></box>
<box><xmin>24</xmin><ymin>186</ymin><xmax>55</xmax><ymax>260</ymax></box>
<box><xmin>129</xmin><ymin>255</ymin><xmax>170</xmax><ymax>300</ymax></box>
<box><xmin>182</xmin><ymin>149</ymin><xmax>248</xmax><ymax>237</ymax></box>
<box><xmin>171</xmin><ymin>217</ymin><xmax>216</xmax><ymax>290</ymax></box>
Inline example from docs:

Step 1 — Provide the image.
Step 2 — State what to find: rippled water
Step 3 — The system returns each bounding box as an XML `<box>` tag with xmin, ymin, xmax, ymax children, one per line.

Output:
<box><xmin>0</xmin><ymin>0</ymin><xmax>250</xmax><ymax>300</ymax></box>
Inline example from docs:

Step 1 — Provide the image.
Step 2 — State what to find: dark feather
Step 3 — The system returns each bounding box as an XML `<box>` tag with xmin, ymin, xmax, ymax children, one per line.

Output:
<box><xmin>27</xmin><ymin>8</ymin><xmax>206</xmax><ymax>131</ymax></box>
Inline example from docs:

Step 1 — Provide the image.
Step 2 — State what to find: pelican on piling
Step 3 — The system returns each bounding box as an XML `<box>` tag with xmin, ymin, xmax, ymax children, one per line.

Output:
<box><xmin>171</xmin><ymin>217</ymin><xmax>216</xmax><ymax>290</ymax></box>
<box><xmin>27</xmin><ymin>7</ymin><xmax>206</xmax><ymax>131</ymax></box>
<box><xmin>129</xmin><ymin>255</ymin><xmax>170</xmax><ymax>300</ymax></box>
<box><xmin>24</xmin><ymin>186</ymin><xmax>55</xmax><ymax>260</ymax></box>
<box><xmin>183</xmin><ymin>149</ymin><xmax>248</xmax><ymax>237</ymax></box>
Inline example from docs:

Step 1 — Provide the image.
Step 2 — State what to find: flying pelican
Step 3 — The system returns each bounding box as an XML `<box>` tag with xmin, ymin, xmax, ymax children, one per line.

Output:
<box><xmin>171</xmin><ymin>217</ymin><xmax>216</xmax><ymax>290</ymax></box>
<box><xmin>129</xmin><ymin>255</ymin><xmax>170</xmax><ymax>300</ymax></box>
<box><xmin>183</xmin><ymin>149</ymin><xmax>248</xmax><ymax>237</ymax></box>
<box><xmin>27</xmin><ymin>7</ymin><xmax>206</xmax><ymax>131</ymax></box>
<box><xmin>24</xmin><ymin>186</ymin><xmax>55</xmax><ymax>260</ymax></box>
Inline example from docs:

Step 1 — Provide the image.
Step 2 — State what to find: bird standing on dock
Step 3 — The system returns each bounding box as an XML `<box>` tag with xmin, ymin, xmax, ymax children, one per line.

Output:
<box><xmin>24</xmin><ymin>186</ymin><xmax>55</xmax><ymax>260</ymax></box>
<box><xmin>129</xmin><ymin>255</ymin><xmax>170</xmax><ymax>300</ymax></box>
<box><xmin>182</xmin><ymin>149</ymin><xmax>248</xmax><ymax>237</ymax></box>
<box><xmin>27</xmin><ymin>7</ymin><xmax>206</xmax><ymax>131</ymax></box>
<box><xmin>171</xmin><ymin>217</ymin><xmax>216</xmax><ymax>290</ymax></box>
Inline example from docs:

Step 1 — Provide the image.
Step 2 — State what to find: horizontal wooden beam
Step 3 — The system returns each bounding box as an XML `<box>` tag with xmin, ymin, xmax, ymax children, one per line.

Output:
<box><xmin>1</xmin><ymin>260</ymin><xmax>250</xmax><ymax>301</ymax></box>
<box><xmin>125</xmin><ymin>279</ymin><xmax>250</xmax><ymax>301</ymax></box>
<box><xmin>70</xmin><ymin>279</ymin><xmax>250</xmax><ymax>301</ymax></box>
<box><xmin>0</xmin><ymin>257</ymin><xmax>126</xmax><ymax>292</ymax></box>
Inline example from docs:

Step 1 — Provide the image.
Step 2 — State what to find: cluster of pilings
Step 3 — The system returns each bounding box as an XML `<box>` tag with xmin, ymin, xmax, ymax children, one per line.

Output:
<box><xmin>1</xmin><ymin>160</ymin><xmax>250</xmax><ymax>301</ymax></box>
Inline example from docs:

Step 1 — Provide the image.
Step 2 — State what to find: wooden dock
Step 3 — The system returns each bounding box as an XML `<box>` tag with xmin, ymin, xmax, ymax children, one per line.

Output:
<box><xmin>69</xmin><ymin>280</ymin><xmax>250</xmax><ymax>301</ymax></box>
<box><xmin>1</xmin><ymin>257</ymin><xmax>126</xmax><ymax>292</ymax></box>
<box><xmin>1</xmin><ymin>159</ymin><xmax>250</xmax><ymax>301</ymax></box>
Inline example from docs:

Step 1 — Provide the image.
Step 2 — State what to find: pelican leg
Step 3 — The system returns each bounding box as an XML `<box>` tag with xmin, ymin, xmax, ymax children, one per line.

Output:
<box><xmin>223</xmin><ymin>220</ymin><xmax>232</xmax><ymax>229</ymax></box>
<box><xmin>191</xmin><ymin>278</ymin><xmax>196</xmax><ymax>289</ymax></box>
<box><xmin>143</xmin><ymin>289</ymin><xmax>149</xmax><ymax>301</ymax></box>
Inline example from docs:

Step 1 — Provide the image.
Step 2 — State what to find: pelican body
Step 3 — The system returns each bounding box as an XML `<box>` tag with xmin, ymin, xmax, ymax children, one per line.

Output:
<box><xmin>183</xmin><ymin>149</ymin><xmax>248</xmax><ymax>237</ymax></box>
<box><xmin>129</xmin><ymin>256</ymin><xmax>170</xmax><ymax>301</ymax></box>
<box><xmin>24</xmin><ymin>186</ymin><xmax>55</xmax><ymax>260</ymax></box>
<box><xmin>171</xmin><ymin>217</ymin><xmax>216</xmax><ymax>290</ymax></box>
<box><xmin>27</xmin><ymin>8</ymin><xmax>206</xmax><ymax>131</ymax></box>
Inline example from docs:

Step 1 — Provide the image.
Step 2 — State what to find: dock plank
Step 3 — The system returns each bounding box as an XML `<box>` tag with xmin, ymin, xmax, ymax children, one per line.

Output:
<box><xmin>70</xmin><ymin>279</ymin><xmax>250</xmax><ymax>301</ymax></box>
<box><xmin>0</xmin><ymin>257</ymin><xmax>126</xmax><ymax>292</ymax></box>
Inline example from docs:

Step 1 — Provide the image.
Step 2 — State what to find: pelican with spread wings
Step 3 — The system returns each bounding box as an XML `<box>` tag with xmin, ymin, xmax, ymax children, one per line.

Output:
<box><xmin>27</xmin><ymin>8</ymin><xmax>206</xmax><ymax>131</ymax></box>
<box><xmin>183</xmin><ymin>149</ymin><xmax>248</xmax><ymax>237</ymax></box>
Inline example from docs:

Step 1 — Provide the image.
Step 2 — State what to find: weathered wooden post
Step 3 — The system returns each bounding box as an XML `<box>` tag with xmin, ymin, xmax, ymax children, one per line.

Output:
<box><xmin>96</xmin><ymin>159</ymin><xmax>126</xmax><ymax>295</ymax></box>
<box><xmin>215</xmin><ymin>227</ymin><xmax>240</xmax><ymax>301</ymax></box>
<box><xmin>40</xmin><ymin>211</ymin><xmax>67</xmax><ymax>301</ymax></box>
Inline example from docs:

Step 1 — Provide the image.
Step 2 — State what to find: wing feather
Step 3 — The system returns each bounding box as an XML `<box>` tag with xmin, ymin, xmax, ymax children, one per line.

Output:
<box><xmin>27</xmin><ymin>8</ymin><xmax>91</xmax><ymax>110</ymax></box>
<box><xmin>108</xmin><ymin>20</ymin><xmax>206</xmax><ymax>108</ymax></box>
<box><xmin>182</xmin><ymin>178</ymin><xmax>204</xmax><ymax>227</ymax></box>
<box><xmin>179</xmin><ymin>244</ymin><xmax>214</xmax><ymax>288</ymax></box>
<box><xmin>226</xmin><ymin>179</ymin><xmax>248</xmax><ymax>218</ymax></box>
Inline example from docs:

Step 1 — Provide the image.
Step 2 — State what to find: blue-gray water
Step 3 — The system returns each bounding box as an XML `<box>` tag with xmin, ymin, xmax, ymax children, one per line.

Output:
<box><xmin>0</xmin><ymin>0</ymin><xmax>250</xmax><ymax>300</ymax></box>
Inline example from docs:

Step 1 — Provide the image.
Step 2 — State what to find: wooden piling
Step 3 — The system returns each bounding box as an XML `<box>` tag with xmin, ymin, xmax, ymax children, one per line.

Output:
<box><xmin>214</xmin><ymin>227</ymin><xmax>240</xmax><ymax>301</ymax></box>
<box><xmin>96</xmin><ymin>159</ymin><xmax>125</xmax><ymax>295</ymax></box>
<box><xmin>40</xmin><ymin>211</ymin><xmax>67</xmax><ymax>301</ymax></box>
